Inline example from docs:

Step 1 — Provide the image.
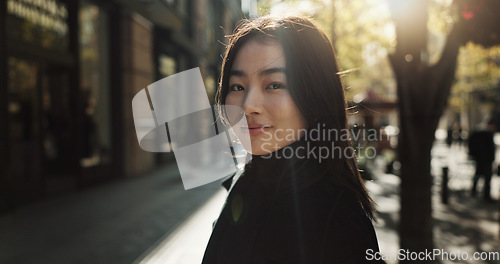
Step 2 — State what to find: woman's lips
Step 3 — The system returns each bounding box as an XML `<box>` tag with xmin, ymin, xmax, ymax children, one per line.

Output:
<box><xmin>241</xmin><ymin>125</ymin><xmax>272</xmax><ymax>136</ymax></box>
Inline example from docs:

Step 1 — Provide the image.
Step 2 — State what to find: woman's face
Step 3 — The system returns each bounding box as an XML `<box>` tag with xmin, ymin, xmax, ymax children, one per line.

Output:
<box><xmin>225</xmin><ymin>39</ymin><xmax>307</xmax><ymax>155</ymax></box>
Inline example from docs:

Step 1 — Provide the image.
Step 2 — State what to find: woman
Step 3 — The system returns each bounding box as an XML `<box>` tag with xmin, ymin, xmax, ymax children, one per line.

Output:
<box><xmin>203</xmin><ymin>16</ymin><xmax>381</xmax><ymax>263</ymax></box>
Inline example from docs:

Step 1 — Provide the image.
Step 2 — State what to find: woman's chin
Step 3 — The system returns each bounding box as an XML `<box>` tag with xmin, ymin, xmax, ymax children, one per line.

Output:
<box><xmin>247</xmin><ymin>149</ymin><xmax>269</xmax><ymax>156</ymax></box>
<box><xmin>247</xmin><ymin>144</ymin><xmax>282</xmax><ymax>156</ymax></box>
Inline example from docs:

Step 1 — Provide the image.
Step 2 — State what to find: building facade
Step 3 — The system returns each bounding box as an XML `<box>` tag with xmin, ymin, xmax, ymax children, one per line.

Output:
<box><xmin>0</xmin><ymin>0</ymin><xmax>245</xmax><ymax>212</ymax></box>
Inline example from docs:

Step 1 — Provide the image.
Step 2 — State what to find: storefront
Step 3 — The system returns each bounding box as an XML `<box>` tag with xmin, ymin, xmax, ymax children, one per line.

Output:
<box><xmin>0</xmin><ymin>0</ymin><xmax>244</xmax><ymax>211</ymax></box>
<box><xmin>0</xmin><ymin>0</ymin><xmax>123</xmax><ymax>208</ymax></box>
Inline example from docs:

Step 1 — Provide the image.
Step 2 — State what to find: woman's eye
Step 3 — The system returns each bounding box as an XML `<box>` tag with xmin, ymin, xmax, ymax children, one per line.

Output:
<box><xmin>229</xmin><ymin>84</ymin><xmax>244</xmax><ymax>92</ymax></box>
<box><xmin>267</xmin><ymin>83</ymin><xmax>286</xmax><ymax>90</ymax></box>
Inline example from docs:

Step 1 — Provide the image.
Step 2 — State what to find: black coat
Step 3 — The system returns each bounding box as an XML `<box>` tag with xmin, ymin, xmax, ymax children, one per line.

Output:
<box><xmin>202</xmin><ymin>140</ymin><xmax>382</xmax><ymax>264</ymax></box>
<box><xmin>468</xmin><ymin>130</ymin><xmax>495</xmax><ymax>163</ymax></box>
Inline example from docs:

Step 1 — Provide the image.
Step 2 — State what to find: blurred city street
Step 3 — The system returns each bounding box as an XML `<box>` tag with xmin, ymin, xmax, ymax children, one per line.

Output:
<box><xmin>1</xmin><ymin>138</ymin><xmax>498</xmax><ymax>264</ymax></box>
<box><xmin>2</xmin><ymin>0</ymin><xmax>500</xmax><ymax>263</ymax></box>
<box><xmin>369</xmin><ymin>138</ymin><xmax>500</xmax><ymax>264</ymax></box>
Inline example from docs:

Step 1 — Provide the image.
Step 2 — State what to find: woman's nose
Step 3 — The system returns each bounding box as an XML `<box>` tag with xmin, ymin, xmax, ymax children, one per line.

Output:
<box><xmin>242</xmin><ymin>87</ymin><xmax>263</xmax><ymax>115</ymax></box>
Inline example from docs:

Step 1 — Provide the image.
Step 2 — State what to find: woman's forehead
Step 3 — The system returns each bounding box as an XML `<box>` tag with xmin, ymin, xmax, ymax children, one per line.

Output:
<box><xmin>231</xmin><ymin>40</ymin><xmax>286</xmax><ymax>76</ymax></box>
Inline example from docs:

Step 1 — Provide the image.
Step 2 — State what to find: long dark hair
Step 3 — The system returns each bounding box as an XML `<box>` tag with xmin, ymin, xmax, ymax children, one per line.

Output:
<box><xmin>216</xmin><ymin>16</ymin><xmax>376</xmax><ymax>220</ymax></box>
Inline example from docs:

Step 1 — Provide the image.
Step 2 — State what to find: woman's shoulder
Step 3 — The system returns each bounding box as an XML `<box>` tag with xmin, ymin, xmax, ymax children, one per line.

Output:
<box><xmin>297</xmin><ymin>177</ymin><xmax>376</xmax><ymax>235</ymax></box>
<box><xmin>275</xmin><ymin>177</ymin><xmax>372</xmax><ymax>231</ymax></box>
<box><xmin>299</xmin><ymin>177</ymin><xmax>360</xmax><ymax>209</ymax></box>
<box><xmin>264</xmin><ymin>177</ymin><xmax>381</xmax><ymax>263</ymax></box>
<box><xmin>307</xmin><ymin>179</ymin><xmax>381</xmax><ymax>262</ymax></box>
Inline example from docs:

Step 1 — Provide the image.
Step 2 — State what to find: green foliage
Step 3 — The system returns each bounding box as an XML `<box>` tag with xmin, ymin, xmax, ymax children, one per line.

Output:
<box><xmin>331</xmin><ymin>0</ymin><xmax>396</xmax><ymax>102</ymax></box>
<box><xmin>256</xmin><ymin>0</ymin><xmax>500</xmax><ymax>114</ymax></box>
<box><xmin>257</xmin><ymin>0</ymin><xmax>397</xmax><ymax>102</ymax></box>
<box><xmin>428</xmin><ymin>0</ymin><xmax>456</xmax><ymax>64</ymax></box>
<box><xmin>425</xmin><ymin>0</ymin><xmax>500</xmax><ymax>113</ymax></box>
<box><xmin>451</xmin><ymin>43</ymin><xmax>500</xmax><ymax>110</ymax></box>
<box><xmin>256</xmin><ymin>0</ymin><xmax>274</xmax><ymax>16</ymax></box>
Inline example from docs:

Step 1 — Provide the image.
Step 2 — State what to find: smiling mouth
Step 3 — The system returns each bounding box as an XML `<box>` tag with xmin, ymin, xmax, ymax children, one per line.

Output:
<box><xmin>241</xmin><ymin>126</ymin><xmax>272</xmax><ymax>136</ymax></box>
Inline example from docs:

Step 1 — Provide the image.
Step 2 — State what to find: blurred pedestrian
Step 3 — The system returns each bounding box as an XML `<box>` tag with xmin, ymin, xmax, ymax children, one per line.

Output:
<box><xmin>446</xmin><ymin>125</ymin><xmax>453</xmax><ymax>148</ymax></box>
<box><xmin>451</xmin><ymin>123</ymin><xmax>465</xmax><ymax>149</ymax></box>
<box><xmin>203</xmin><ymin>16</ymin><xmax>382</xmax><ymax>263</ymax></box>
<box><xmin>468</xmin><ymin>120</ymin><xmax>496</xmax><ymax>202</ymax></box>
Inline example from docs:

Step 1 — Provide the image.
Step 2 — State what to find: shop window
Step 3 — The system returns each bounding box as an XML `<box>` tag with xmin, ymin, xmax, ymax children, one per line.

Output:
<box><xmin>6</xmin><ymin>0</ymin><xmax>69</xmax><ymax>51</ymax></box>
<box><xmin>7</xmin><ymin>58</ymin><xmax>42</xmax><ymax>178</ymax></box>
<box><xmin>79</xmin><ymin>1</ymin><xmax>111</xmax><ymax>167</ymax></box>
<box><xmin>159</xmin><ymin>54</ymin><xmax>177</xmax><ymax>78</ymax></box>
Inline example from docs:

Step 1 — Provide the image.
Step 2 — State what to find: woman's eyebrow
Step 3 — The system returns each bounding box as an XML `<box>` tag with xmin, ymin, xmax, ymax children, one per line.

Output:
<box><xmin>229</xmin><ymin>69</ymin><xmax>244</xmax><ymax>77</ymax></box>
<box><xmin>229</xmin><ymin>67</ymin><xmax>286</xmax><ymax>78</ymax></box>
<box><xmin>259</xmin><ymin>67</ymin><xmax>286</xmax><ymax>76</ymax></box>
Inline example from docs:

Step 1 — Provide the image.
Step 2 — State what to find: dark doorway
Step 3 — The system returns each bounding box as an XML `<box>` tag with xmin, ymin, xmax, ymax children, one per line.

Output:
<box><xmin>7</xmin><ymin>57</ymin><xmax>78</xmax><ymax>199</ymax></box>
<box><xmin>40</xmin><ymin>62</ymin><xmax>78</xmax><ymax>192</ymax></box>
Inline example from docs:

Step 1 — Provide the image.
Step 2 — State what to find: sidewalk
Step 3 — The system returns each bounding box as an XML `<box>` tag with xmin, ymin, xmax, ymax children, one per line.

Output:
<box><xmin>0</xmin><ymin>163</ymin><xmax>224</xmax><ymax>264</ymax></box>
<box><xmin>370</xmin><ymin>140</ymin><xmax>499</xmax><ymax>264</ymax></box>
<box><xmin>134</xmin><ymin>189</ymin><xmax>227</xmax><ymax>264</ymax></box>
<box><xmin>431</xmin><ymin>141</ymin><xmax>499</xmax><ymax>263</ymax></box>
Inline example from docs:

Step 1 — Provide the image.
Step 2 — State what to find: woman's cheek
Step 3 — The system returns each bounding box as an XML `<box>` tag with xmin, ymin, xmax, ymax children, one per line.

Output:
<box><xmin>225</xmin><ymin>94</ymin><xmax>241</xmax><ymax>106</ymax></box>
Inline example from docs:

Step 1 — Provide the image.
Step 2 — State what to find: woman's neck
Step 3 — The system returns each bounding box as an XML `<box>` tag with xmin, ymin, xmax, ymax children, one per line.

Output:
<box><xmin>243</xmin><ymin>135</ymin><xmax>326</xmax><ymax>193</ymax></box>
